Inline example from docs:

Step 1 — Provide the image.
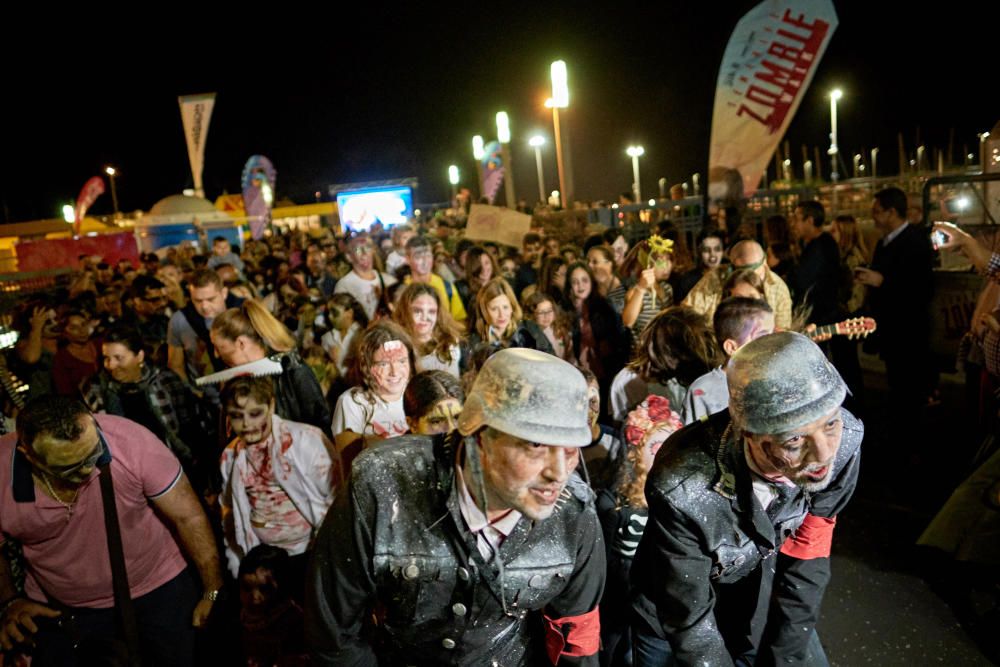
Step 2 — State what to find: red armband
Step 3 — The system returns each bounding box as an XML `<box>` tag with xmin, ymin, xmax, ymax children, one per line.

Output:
<box><xmin>543</xmin><ymin>607</ymin><xmax>601</xmax><ymax>664</ymax></box>
<box><xmin>780</xmin><ymin>513</ymin><xmax>836</xmax><ymax>559</ymax></box>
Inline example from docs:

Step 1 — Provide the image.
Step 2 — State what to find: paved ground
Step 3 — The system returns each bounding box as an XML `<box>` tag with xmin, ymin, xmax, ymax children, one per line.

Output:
<box><xmin>820</xmin><ymin>353</ymin><xmax>998</xmax><ymax>665</ymax></box>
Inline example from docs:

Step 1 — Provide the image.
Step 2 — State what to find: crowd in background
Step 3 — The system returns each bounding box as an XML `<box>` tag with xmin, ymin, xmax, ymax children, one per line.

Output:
<box><xmin>1</xmin><ymin>184</ymin><xmax>996</xmax><ymax>664</ymax></box>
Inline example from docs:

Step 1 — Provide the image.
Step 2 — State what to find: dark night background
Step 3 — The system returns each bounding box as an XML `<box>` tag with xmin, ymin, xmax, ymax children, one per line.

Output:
<box><xmin>1</xmin><ymin>1</ymin><xmax>994</xmax><ymax>222</ymax></box>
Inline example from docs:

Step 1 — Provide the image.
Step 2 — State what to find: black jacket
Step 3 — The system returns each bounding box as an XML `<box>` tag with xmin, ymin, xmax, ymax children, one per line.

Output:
<box><xmin>306</xmin><ymin>433</ymin><xmax>605</xmax><ymax>666</ymax></box>
<box><xmin>275</xmin><ymin>351</ymin><xmax>332</xmax><ymax>438</ymax></box>
<box><xmin>631</xmin><ymin>408</ymin><xmax>863</xmax><ymax>666</ymax></box>
<box><xmin>867</xmin><ymin>223</ymin><xmax>934</xmax><ymax>353</ymax></box>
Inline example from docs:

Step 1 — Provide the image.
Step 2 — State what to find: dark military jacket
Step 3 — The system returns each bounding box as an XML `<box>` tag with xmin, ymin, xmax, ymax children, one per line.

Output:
<box><xmin>631</xmin><ymin>408</ymin><xmax>862</xmax><ymax>666</ymax></box>
<box><xmin>306</xmin><ymin>433</ymin><xmax>605</xmax><ymax>666</ymax></box>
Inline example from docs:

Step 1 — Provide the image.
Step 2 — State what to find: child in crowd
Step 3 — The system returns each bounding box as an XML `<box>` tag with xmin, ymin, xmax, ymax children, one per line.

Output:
<box><xmin>331</xmin><ymin>320</ymin><xmax>415</xmax><ymax>467</ymax></box>
<box><xmin>393</xmin><ymin>283</ymin><xmax>463</xmax><ymax>378</ymax></box>
<box><xmin>402</xmin><ymin>370</ymin><xmax>465</xmax><ymax>436</ymax></box>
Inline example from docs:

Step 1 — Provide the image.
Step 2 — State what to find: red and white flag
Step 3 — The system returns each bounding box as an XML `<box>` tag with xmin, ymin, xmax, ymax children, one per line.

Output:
<box><xmin>73</xmin><ymin>176</ymin><xmax>105</xmax><ymax>236</ymax></box>
<box><xmin>709</xmin><ymin>0</ymin><xmax>838</xmax><ymax>198</ymax></box>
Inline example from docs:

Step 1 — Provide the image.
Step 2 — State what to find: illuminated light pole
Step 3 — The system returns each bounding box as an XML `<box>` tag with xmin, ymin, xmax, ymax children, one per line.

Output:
<box><xmin>626</xmin><ymin>145</ymin><xmax>645</xmax><ymax>203</ymax></box>
<box><xmin>496</xmin><ymin>111</ymin><xmax>516</xmax><ymax>208</ymax></box>
<box><xmin>549</xmin><ymin>60</ymin><xmax>572</xmax><ymax>208</ymax></box>
<box><xmin>828</xmin><ymin>88</ymin><xmax>842</xmax><ymax>210</ymax></box>
<box><xmin>529</xmin><ymin>135</ymin><xmax>546</xmax><ymax>205</ymax></box>
<box><xmin>472</xmin><ymin>135</ymin><xmax>485</xmax><ymax>199</ymax></box>
<box><xmin>448</xmin><ymin>165</ymin><xmax>460</xmax><ymax>204</ymax></box>
<box><xmin>105</xmin><ymin>166</ymin><xmax>120</xmax><ymax>218</ymax></box>
<box><xmin>871</xmin><ymin>147</ymin><xmax>879</xmax><ymax>179</ymax></box>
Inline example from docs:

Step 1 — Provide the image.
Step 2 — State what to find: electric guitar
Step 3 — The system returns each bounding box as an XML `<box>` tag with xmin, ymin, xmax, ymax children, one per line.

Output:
<box><xmin>806</xmin><ymin>317</ymin><xmax>877</xmax><ymax>341</ymax></box>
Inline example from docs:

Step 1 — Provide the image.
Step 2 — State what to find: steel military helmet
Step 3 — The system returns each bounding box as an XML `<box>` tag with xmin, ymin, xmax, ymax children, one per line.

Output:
<box><xmin>727</xmin><ymin>331</ymin><xmax>846</xmax><ymax>435</ymax></box>
<box><xmin>458</xmin><ymin>348</ymin><xmax>591</xmax><ymax>446</ymax></box>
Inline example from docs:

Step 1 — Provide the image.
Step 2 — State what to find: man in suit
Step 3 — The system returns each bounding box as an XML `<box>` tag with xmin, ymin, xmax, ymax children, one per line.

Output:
<box><xmin>855</xmin><ymin>187</ymin><xmax>935</xmax><ymax>434</ymax></box>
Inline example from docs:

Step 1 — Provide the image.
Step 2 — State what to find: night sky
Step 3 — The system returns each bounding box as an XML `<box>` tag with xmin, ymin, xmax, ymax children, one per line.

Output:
<box><xmin>1</xmin><ymin>1</ymin><xmax>994</xmax><ymax>223</ymax></box>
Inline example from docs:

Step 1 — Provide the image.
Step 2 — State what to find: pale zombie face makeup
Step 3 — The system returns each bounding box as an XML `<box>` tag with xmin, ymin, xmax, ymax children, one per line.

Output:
<box><xmin>745</xmin><ymin>409</ymin><xmax>843</xmax><ymax>492</ymax></box>
<box><xmin>370</xmin><ymin>340</ymin><xmax>410</xmax><ymax>399</ymax></box>
<box><xmin>570</xmin><ymin>268</ymin><xmax>592</xmax><ymax>302</ymax></box>
<box><xmin>226</xmin><ymin>395</ymin><xmax>274</xmax><ymax>446</ymax></box>
<box><xmin>701</xmin><ymin>239</ymin><xmax>724</xmax><ymax>269</ymax></box>
<box><xmin>415</xmin><ymin>397</ymin><xmax>462</xmax><ymax>435</ymax></box>
<box><xmin>611</xmin><ymin>236</ymin><xmax>629</xmax><ymax>266</ymax></box>
<box><xmin>409</xmin><ymin>294</ymin><xmax>438</xmax><ymax>342</ymax></box>
<box><xmin>408</xmin><ymin>248</ymin><xmax>434</xmax><ymax>277</ymax></box>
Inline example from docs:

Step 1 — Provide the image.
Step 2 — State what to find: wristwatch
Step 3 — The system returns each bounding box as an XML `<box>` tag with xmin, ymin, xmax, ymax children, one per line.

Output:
<box><xmin>202</xmin><ymin>589</ymin><xmax>221</xmax><ymax>602</ymax></box>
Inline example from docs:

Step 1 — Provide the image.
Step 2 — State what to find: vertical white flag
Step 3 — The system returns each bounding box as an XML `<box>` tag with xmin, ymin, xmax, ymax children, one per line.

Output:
<box><xmin>708</xmin><ymin>0</ymin><xmax>838</xmax><ymax>199</ymax></box>
<box><xmin>178</xmin><ymin>93</ymin><xmax>216</xmax><ymax>198</ymax></box>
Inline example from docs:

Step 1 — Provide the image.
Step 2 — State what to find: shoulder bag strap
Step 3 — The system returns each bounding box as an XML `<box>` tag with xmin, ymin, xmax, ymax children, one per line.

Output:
<box><xmin>98</xmin><ymin>461</ymin><xmax>142</xmax><ymax>665</ymax></box>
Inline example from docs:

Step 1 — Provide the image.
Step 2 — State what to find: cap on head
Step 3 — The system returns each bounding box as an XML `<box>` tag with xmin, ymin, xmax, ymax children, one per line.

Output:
<box><xmin>727</xmin><ymin>332</ymin><xmax>846</xmax><ymax>435</ymax></box>
<box><xmin>458</xmin><ymin>348</ymin><xmax>591</xmax><ymax>446</ymax></box>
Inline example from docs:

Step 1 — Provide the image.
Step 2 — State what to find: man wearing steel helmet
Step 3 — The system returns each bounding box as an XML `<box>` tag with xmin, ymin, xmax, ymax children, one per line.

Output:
<box><xmin>631</xmin><ymin>332</ymin><xmax>863</xmax><ymax>666</ymax></box>
<box><xmin>306</xmin><ymin>348</ymin><xmax>605</xmax><ymax>665</ymax></box>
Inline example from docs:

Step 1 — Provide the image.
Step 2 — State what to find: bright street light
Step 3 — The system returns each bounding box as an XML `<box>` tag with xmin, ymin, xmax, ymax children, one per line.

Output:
<box><xmin>105</xmin><ymin>165</ymin><xmax>120</xmax><ymax>218</ymax></box>
<box><xmin>549</xmin><ymin>60</ymin><xmax>572</xmax><ymax>207</ymax></box>
<box><xmin>62</xmin><ymin>205</ymin><xmax>75</xmax><ymax>223</ymax></box>
<box><xmin>448</xmin><ymin>165</ymin><xmax>460</xmax><ymax>185</ymax></box>
<box><xmin>496</xmin><ymin>112</ymin><xmax>511</xmax><ymax>144</ymax></box>
<box><xmin>828</xmin><ymin>88</ymin><xmax>843</xmax><ymax>209</ymax></box>
<box><xmin>626</xmin><ymin>145</ymin><xmax>645</xmax><ymax>202</ymax></box>
<box><xmin>496</xmin><ymin>113</ymin><xmax>515</xmax><ymax>206</ymax></box>
<box><xmin>472</xmin><ymin>135</ymin><xmax>485</xmax><ymax>161</ymax></box>
<box><xmin>529</xmin><ymin>135</ymin><xmax>546</xmax><ymax>204</ymax></box>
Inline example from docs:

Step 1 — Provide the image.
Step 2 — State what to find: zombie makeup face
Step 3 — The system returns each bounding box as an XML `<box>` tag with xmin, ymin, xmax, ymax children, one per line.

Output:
<box><xmin>370</xmin><ymin>340</ymin><xmax>410</xmax><ymax>399</ymax></box>
<box><xmin>409</xmin><ymin>294</ymin><xmax>438</xmax><ymax>342</ymax></box>
<box><xmin>226</xmin><ymin>395</ymin><xmax>274</xmax><ymax>446</ymax></box>
<box><xmin>569</xmin><ymin>267</ymin><xmax>592</xmax><ymax>303</ymax></box>
<box><xmin>414</xmin><ymin>397</ymin><xmax>462</xmax><ymax>435</ymax></box>
<box><xmin>500</xmin><ymin>259</ymin><xmax>517</xmax><ymax>281</ymax></box>
<box><xmin>744</xmin><ymin>408</ymin><xmax>843</xmax><ymax>492</ymax></box>
<box><xmin>348</xmin><ymin>240</ymin><xmax>375</xmax><ymax>273</ymax></box>
<box><xmin>407</xmin><ymin>247</ymin><xmax>434</xmax><ymax>279</ymax></box>
<box><xmin>700</xmin><ymin>238</ymin><xmax>724</xmax><ymax>270</ymax></box>
<box><xmin>477</xmin><ymin>427</ymin><xmax>581</xmax><ymax>521</ymax></box>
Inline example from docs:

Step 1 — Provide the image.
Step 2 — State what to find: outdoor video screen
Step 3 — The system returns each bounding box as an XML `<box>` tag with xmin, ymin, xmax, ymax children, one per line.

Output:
<box><xmin>336</xmin><ymin>186</ymin><xmax>413</xmax><ymax>232</ymax></box>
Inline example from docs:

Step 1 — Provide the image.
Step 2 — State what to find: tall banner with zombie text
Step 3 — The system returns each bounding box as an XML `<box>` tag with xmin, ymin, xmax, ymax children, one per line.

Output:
<box><xmin>242</xmin><ymin>155</ymin><xmax>277</xmax><ymax>240</ymax></box>
<box><xmin>708</xmin><ymin>0</ymin><xmax>837</xmax><ymax>199</ymax></box>
<box><xmin>73</xmin><ymin>176</ymin><xmax>105</xmax><ymax>236</ymax></box>
<box><xmin>179</xmin><ymin>93</ymin><xmax>216</xmax><ymax>198</ymax></box>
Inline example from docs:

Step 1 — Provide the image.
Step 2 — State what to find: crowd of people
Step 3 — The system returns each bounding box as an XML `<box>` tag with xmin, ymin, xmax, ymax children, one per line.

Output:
<box><xmin>0</xmin><ymin>184</ymin><xmax>986</xmax><ymax>665</ymax></box>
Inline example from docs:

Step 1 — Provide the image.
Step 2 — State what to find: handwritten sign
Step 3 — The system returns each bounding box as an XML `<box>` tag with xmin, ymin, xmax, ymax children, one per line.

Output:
<box><xmin>465</xmin><ymin>204</ymin><xmax>532</xmax><ymax>247</ymax></box>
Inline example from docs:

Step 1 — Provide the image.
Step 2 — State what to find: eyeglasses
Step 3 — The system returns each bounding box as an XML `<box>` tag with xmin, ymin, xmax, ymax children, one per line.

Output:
<box><xmin>35</xmin><ymin>427</ymin><xmax>107</xmax><ymax>480</ymax></box>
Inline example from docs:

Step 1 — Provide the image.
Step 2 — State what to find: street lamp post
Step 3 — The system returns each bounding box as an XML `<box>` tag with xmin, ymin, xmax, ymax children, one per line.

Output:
<box><xmin>529</xmin><ymin>136</ymin><xmax>546</xmax><ymax>205</ymax></box>
<box><xmin>496</xmin><ymin>112</ymin><xmax>516</xmax><ymax>208</ymax></box>
<box><xmin>828</xmin><ymin>88</ymin><xmax>842</xmax><ymax>211</ymax></box>
<box><xmin>626</xmin><ymin>145</ymin><xmax>645</xmax><ymax>203</ymax></box>
<box><xmin>472</xmin><ymin>135</ymin><xmax>485</xmax><ymax>199</ymax></box>
<box><xmin>549</xmin><ymin>60</ymin><xmax>571</xmax><ymax>208</ymax></box>
<box><xmin>105</xmin><ymin>166</ymin><xmax>119</xmax><ymax>218</ymax></box>
<box><xmin>448</xmin><ymin>165</ymin><xmax>460</xmax><ymax>205</ymax></box>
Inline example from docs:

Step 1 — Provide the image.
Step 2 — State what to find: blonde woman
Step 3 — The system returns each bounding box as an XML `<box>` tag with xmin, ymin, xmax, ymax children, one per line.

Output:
<box><xmin>467</xmin><ymin>278</ymin><xmax>553</xmax><ymax>356</ymax></box>
<box><xmin>210</xmin><ymin>300</ymin><xmax>331</xmax><ymax>434</ymax></box>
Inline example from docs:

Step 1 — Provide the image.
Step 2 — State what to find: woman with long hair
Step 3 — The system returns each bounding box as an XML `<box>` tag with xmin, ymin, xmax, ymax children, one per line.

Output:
<box><xmin>675</xmin><ymin>230</ymin><xmax>725</xmax><ymax>302</ymax></box>
<box><xmin>466</xmin><ymin>278</ymin><xmax>553</xmax><ymax>355</ymax></box>
<box><xmin>210</xmin><ymin>300</ymin><xmax>331</xmax><ymax>434</ymax></box>
<box><xmin>587</xmin><ymin>245</ymin><xmax>628</xmax><ymax>314</ymax></box>
<box><xmin>455</xmin><ymin>246</ymin><xmax>498</xmax><ymax>310</ymax></box>
<box><xmin>521</xmin><ymin>255</ymin><xmax>570</xmax><ymax>310</ymax></box>
<box><xmin>320</xmin><ymin>293</ymin><xmax>368</xmax><ymax>380</ymax></box>
<box><xmin>331</xmin><ymin>320</ymin><xmax>415</xmax><ymax>466</ymax></box>
<box><xmin>393</xmin><ymin>283</ymin><xmax>463</xmax><ymax>377</ymax></box>
<box><xmin>609</xmin><ymin>305</ymin><xmax>720</xmax><ymax>424</ymax></box>
<box><xmin>564</xmin><ymin>262</ymin><xmax>627</xmax><ymax>415</ymax></box>
<box><xmin>523</xmin><ymin>291</ymin><xmax>574</xmax><ymax>362</ymax></box>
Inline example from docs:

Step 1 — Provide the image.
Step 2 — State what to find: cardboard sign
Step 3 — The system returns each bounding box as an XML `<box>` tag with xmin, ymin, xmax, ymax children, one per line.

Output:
<box><xmin>465</xmin><ymin>204</ymin><xmax>531</xmax><ymax>248</ymax></box>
